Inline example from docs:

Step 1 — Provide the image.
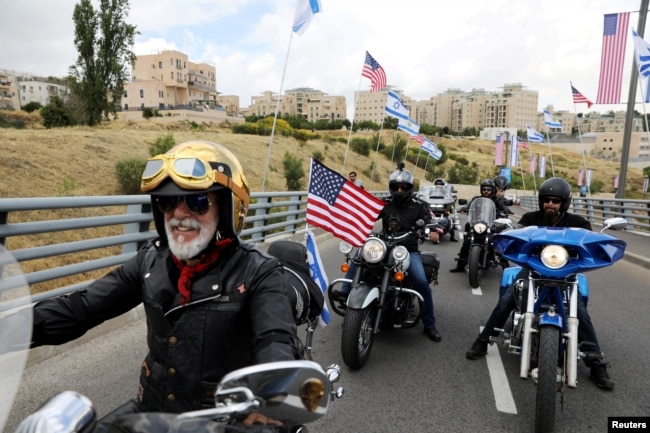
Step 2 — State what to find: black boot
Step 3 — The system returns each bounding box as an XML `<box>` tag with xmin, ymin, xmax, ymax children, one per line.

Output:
<box><xmin>450</xmin><ymin>258</ymin><xmax>467</xmax><ymax>273</ymax></box>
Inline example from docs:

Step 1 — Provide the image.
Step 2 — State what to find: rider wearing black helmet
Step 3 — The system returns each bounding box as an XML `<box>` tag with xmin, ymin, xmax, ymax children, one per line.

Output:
<box><xmin>465</xmin><ymin>177</ymin><xmax>613</xmax><ymax>391</ymax></box>
<box><xmin>449</xmin><ymin>179</ymin><xmax>511</xmax><ymax>272</ymax></box>
<box><xmin>336</xmin><ymin>163</ymin><xmax>442</xmax><ymax>342</ymax></box>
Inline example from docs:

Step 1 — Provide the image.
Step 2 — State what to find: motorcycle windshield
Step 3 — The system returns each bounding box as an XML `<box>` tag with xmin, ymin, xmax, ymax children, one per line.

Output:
<box><xmin>0</xmin><ymin>245</ymin><xmax>32</xmax><ymax>431</ymax></box>
<box><xmin>468</xmin><ymin>197</ymin><xmax>496</xmax><ymax>225</ymax></box>
<box><xmin>493</xmin><ymin>226</ymin><xmax>627</xmax><ymax>276</ymax></box>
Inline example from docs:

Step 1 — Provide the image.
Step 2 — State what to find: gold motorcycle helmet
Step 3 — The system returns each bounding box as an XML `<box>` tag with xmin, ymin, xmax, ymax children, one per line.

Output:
<box><xmin>141</xmin><ymin>140</ymin><xmax>250</xmax><ymax>238</ymax></box>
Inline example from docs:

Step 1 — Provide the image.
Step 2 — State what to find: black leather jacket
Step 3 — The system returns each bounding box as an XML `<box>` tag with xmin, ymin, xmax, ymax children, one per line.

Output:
<box><xmin>31</xmin><ymin>238</ymin><xmax>300</xmax><ymax>412</ymax></box>
<box><xmin>380</xmin><ymin>195</ymin><xmax>431</xmax><ymax>252</ymax></box>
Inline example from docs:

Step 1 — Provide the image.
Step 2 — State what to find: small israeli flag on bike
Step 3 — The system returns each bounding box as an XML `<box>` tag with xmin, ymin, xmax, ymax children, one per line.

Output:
<box><xmin>306</xmin><ymin>228</ymin><xmax>330</xmax><ymax>326</ymax></box>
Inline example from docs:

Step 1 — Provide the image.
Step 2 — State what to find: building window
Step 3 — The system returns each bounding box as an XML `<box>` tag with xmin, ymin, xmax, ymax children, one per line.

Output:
<box><xmin>159</xmin><ymin>61</ymin><xmax>163</xmax><ymax>69</ymax></box>
<box><xmin>140</xmin><ymin>89</ymin><xmax>144</xmax><ymax>98</ymax></box>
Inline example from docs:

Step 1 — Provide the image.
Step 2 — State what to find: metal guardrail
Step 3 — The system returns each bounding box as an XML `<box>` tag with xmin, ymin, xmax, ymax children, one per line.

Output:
<box><xmin>519</xmin><ymin>195</ymin><xmax>650</xmax><ymax>231</ymax></box>
<box><xmin>1</xmin><ymin>191</ymin><xmax>648</xmax><ymax>306</ymax></box>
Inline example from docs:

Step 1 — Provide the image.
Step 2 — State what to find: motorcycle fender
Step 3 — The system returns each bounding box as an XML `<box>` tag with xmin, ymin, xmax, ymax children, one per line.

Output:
<box><xmin>538</xmin><ymin>313</ymin><xmax>563</xmax><ymax>328</ymax></box>
<box><xmin>347</xmin><ymin>282</ymin><xmax>379</xmax><ymax>310</ymax></box>
<box><xmin>499</xmin><ymin>266</ymin><xmax>522</xmax><ymax>298</ymax></box>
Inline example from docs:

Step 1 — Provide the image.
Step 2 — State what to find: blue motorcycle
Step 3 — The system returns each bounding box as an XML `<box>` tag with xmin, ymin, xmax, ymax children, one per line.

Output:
<box><xmin>491</xmin><ymin>217</ymin><xmax>627</xmax><ymax>433</ymax></box>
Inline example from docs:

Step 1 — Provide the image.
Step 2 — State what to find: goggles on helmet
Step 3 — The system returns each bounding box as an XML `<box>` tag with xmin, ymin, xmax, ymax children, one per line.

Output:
<box><xmin>141</xmin><ymin>155</ymin><xmax>249</xmax><ymax>203</ymax></box>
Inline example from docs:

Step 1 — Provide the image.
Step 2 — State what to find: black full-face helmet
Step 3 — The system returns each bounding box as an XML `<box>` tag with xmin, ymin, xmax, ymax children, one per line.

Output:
<box><xmin>140</xmin><ymin>140</ymin><xmax>250</xmax><ymax>243</ymax></box>
<box><xmin>479</xmin><ymin>178</ymin><xmax>495</xmax><ymax>196</ymax></box>
<box><xmin>493</xmin><ymin>175</ymin><xmax>510</xmax><ymax>191</ymax></box>
<box><xmin>538</xmin><ymin>177</ymin><xmax>572</xmax><ymax>213</ymax></box>
<box><xmin>389</xmin><ymin>163</ymin><xmax>415</xmax><ymax>206</ymax></box>
<box><xmin>433</xmin><ymin>178</ymin><xmax>445</xmax><ymax>186</ymax></box>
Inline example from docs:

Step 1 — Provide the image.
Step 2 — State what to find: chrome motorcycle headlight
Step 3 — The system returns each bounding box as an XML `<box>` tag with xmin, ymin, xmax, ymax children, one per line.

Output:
<box><xmin>361</xmin><ymin>238</ymin><xmax>387</xmax><ymax>263</ymax></box>
<box><xmin>540</xmin><ymin>245</ymin><xmax>569</xmax><ymax>269</ymax></box>
<box><xmin>338</xmin><ymin>241</ymin><xmax>353</xmax><ymax>255</ymax></box>
<box><xmin>391</xmin><ymin>245</ymin><xmax>409</xmax><ymax>262</ymax></box>
<box><xmin>473</xmin><ymin>222</ymin><xmax>487</xmax><ymax>234</ymax></box>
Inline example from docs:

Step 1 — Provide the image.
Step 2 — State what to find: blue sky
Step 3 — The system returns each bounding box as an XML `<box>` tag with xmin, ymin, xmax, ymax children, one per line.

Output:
<box><xmin>0</xmin><ymin>0</ymin><xmax>645</xmax><ymax>117</ymax></box>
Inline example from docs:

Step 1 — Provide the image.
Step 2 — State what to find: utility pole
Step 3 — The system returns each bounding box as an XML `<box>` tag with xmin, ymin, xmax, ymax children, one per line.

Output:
<box><xmin>618</xmin><ymin>0</ymin><xmax>649</xmax><ymax>198</ymax></box>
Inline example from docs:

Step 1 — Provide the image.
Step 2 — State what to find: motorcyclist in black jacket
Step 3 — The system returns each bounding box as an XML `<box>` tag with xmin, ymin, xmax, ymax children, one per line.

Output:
<box><xmin>449</xmin><ymin>179</ymin><xmax>512</xmax><ymax>272</ymax></box>
<box><xmin>28</xmin><ymin>141</ymin><xmax>302</xmax><ymax>429</ymax></box>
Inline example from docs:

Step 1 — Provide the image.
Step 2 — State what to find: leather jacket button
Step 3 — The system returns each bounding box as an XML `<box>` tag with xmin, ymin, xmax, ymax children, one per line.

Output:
<box><xmin>168</xmin><ymin>336</ymin><xmax>177</xmax><ymax>345</ymax></box>
<box><xmin>168</xmin><ymin>368</ymin><xmax>176</xmax><ymax>376</ymax></box>
<box><xmin>167</xmin><ymin>394</ymin><xmax>176</xmax><ymax>402</ymax></box>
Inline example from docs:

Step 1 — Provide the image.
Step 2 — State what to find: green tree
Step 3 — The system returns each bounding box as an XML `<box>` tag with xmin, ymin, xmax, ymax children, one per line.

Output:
<box><xmin>68</xmin><ymin>0</ymin><xmax>138</xmax><ymax>126</ymax></box>
<box><xmin>282</xmin><ymin>152</ymin><xmax>305</xmax><ymax>191</ymax></box>
<box><xmin>22</xmin><ymin>102</ymin><xmax>42</xmax><ymax>113</ymax></box>
<box><xmin>41</xmin><ymin>96</ymin><xmax>76</xmax><ymax>128</ymax></box>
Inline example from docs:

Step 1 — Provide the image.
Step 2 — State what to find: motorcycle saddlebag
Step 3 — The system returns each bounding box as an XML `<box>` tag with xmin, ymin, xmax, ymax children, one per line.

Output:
<box><xmin>267</xmin><ymin>240</ymin><xmax>324</xmax><ymax>325</ymax></box>
<box><xmin>421</xmin><ymin>251</ymin><xmax>440</xmax><ymax>283</ymax></box>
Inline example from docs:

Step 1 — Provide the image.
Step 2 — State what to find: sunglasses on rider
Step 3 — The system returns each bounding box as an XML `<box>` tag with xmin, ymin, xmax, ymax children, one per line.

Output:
<box><xmin>543</xmin><ymin>197</ymin><xmax>562</xmax><ymax>204</ymax></box>
<box><xmin>390</xmin><ymin>183</ymin><xmax>409</xmax><ymax>192</ymax></box>
<box><xmin>156</xmin><ymin>193</ymin><xmax>215</xmax><ymax>216</ymax></box>
<box><xmin>481</xmin><ymin>188</ymin><xmax>492</xmax><ymax>193</ymax></box>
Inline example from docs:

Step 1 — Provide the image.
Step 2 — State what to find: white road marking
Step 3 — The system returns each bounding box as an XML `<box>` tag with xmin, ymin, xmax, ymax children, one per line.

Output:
<box><xmin>480</xmin><ymin>326</ymin><xmax>518</xmax><ymax>414</ymax></box>
<box><xmin>472</xmin><ymin>286</ymin><xmax>482</xmax><ymax>296</ymax></box>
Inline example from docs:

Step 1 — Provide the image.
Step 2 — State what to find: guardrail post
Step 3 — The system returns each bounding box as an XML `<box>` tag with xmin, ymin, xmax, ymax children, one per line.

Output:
<box><xmin>252</xmin><ymin>197</ymin><xmax>271</xmax><ymax>242</ymax></box>
<box><xmin>286</xmin><ymin>194</ymin><xmax>301</xmax><ymax>233</ymax></box>
<box><xmin>0</xmin><ymin>210</ymin><xmax>7</xmax><ymax>247</ymax></box>
<box><xmin>123</xmin><ymin>203</ymin><xmax>153</xmax><ymax>253</ymax></box>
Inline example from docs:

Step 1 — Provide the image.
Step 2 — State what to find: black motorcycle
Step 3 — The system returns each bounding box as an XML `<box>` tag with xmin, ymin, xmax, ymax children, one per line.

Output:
<box><xmin>326</xmin><ymin>221</ymin><xmax>439</xmax><ymax>370</ymax></box>
<box><xmin>465</xmin><ymin>197</ymin><xmax>512</xmax><ymax>289</ymax></box>
<box><xmin>420</xmin><ymin>184</ymin><xmax>460</xmax><ymax>242</ymax></box>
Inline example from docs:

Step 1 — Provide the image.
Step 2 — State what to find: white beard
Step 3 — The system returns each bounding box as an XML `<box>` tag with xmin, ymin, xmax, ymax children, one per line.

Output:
<box><xmin>165</xmin><ymin>216</ymin><xmax>218</xmax><ymax>260</ymax></box>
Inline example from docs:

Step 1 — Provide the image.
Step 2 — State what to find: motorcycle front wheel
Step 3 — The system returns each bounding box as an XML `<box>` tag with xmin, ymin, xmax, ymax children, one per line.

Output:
<box><xmin>341</xmin><ymin>306</ymin><xmax>377</xmax><ymax>370</ymax></box>
<box><xmin>468</xmin><ymin>245</ymin><xmax>483</xmax><ymax>288</ymax></box>
<box><xmin>534</xmin><ymin>326</ymin><xmax>560</xmax><ymax>433</ymax></box>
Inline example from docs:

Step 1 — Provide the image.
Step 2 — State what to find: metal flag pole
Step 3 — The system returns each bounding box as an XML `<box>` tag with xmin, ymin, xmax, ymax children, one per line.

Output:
<box><xmin>370</xmin><ymin>118</ymin><xmax>386</xmax><ymax>184</ymax></box>
<box><xmin>262</xmin><ymin>29</ymin><xmax>294</xmax><ymax>192</ymax></box>
<box><xmin>570</xmin><ymin>81</ymin><xmax>592</xmax><ymax>196</ymax></box>
<box><xmin>342</xmin><ymin>72</ymin><xmax>365</xmax><ymax>172</ymax></box>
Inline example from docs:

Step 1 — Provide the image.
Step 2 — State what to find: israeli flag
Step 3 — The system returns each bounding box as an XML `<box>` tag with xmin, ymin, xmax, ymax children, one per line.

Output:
<box><xmin>293</xmin><ymin>0</ymin><xmax>322</xmax><ymax>36</ymax></box>
<box><xmin>543</xmin><ymin>109</ymin><xmax>562</xmax><ymax>129</ymax></box>
<box><xmin>422</xmin><ymin>138</ymin><xmax>442</xmax><ymax>160</ymax></box>
<box><xmin>526</xmin><ymin>125</ymin><xmax>545</xmax><ymax>143</ymax></box>
<box><xmin>397</xmin><ymin>117</ymin><xmax>420</xmax><ymax>136</ymax></box>
<box><xmin>306</xmin><ymin>229</ymin><xmax>330</xmax><ymax>326</ymax></box>
<box><xmin>385</xmin><ymin>91</ymin><xmax>410</xmax><ymax>121</ymax></box>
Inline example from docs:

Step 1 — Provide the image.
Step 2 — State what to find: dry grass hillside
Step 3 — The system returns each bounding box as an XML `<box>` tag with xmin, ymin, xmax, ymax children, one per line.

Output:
<box><xmin>1</xmin><ymin>110</ymin><xmax>645</xmax><ymax>199</ymax></box>
<box><xmin>1</xmin><ymin>110</ymin><xmax>644</xmax><ymax>293</ymax></box>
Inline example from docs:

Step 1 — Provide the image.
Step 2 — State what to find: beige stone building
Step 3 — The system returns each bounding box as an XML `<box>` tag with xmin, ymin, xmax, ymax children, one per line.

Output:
<box><xmin>0</xmin><ymin>70</ymin><xmax>20</xmax><ymax>110</ymax></box>
<box><xmin>353</xmin><ymin>88</ymin><xmax>414</xmax><ymax>125</ymax></box>
<box><xmin>122</xmin><ymin>49</ymin><xmax>217</xmax><ymax>111</ymax></box>
<box><xmin>17</xmin><ymin>78</ymin><xmax>68</xmax><ymax>107</ymax></box>
<box><xmin>249</xmin><ymin>87</ymin><xmax>346</xmax><ymax>122</ymax></box>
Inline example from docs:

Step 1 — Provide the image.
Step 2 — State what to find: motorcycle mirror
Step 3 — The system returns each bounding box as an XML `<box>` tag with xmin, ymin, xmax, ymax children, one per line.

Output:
<box><xmin>602</xmin><ymin>217</ymin><xmax>627</xmax><ymax>232</ymax></box>
<box><xmin>179</xmin><ymin>360</ymin><xmax>332</xmax><ymax>424</ymax></box>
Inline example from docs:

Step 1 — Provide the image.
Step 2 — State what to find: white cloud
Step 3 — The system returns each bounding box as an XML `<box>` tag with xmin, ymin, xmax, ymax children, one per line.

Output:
<box><xmin>0</xmin><ymin>0</ymin><xmax>643</xmax><ymax>116</ymax></box>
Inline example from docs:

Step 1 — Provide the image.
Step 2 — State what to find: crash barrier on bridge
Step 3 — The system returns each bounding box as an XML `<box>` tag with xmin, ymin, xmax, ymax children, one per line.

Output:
<box><xmin>0</xmin><ymin>192</ymin><xmax>647</xmax><ymax>307</ymax></box>
<box><xmin>519</xmin><ymin>195</ymin><xmax>650</xmax><ymax>231</ymax></box>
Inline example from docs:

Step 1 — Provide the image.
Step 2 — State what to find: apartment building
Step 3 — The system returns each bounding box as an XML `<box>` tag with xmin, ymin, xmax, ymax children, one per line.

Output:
<box><xmin>249</xmin><ymin>87</ymin><xmax>347</xmax><ymax>122</ymax></box>
<box><xmin>353</xmin><ymin>87</ymin><xmax>414</xmax><ymax>125</ymax></box>
<box><xmin>122</xmin><ymin>49</ymin><xmax>217</xmax><ymax>111</ymax></box>
<box><xmin>0</xmin><ymin>70</ymin><xmax>20</xmax><ymax>110</ymax></box>
<box><xmin>17</xmin><ymin>78</ymin><xmax>68</xmax><ymax>107</ymax></box>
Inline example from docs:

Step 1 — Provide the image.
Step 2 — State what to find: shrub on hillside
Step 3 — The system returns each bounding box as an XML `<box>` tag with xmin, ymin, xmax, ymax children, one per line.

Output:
<box><xmin>22</xmin><ymin>102</ymin><xmax>42</xmax><ymax>113</ymax></box>
<box><xmin>116</xmin><ymin>157</ymin><xmax>147</xmax><ymax>194</ymax></box>
<box><xmin>41</xmin><ymin>96</ymin><xmax>76</xmax><ymax>128</ymax></box>
<box><xmin>282</xmin><ymin>152</ymin><xmax>304</xmax><ymax>191</ymax></box>
<box><xmin>149</xmin><ymin>134</ymin><xmax>176</xmax><ymax>156</ymax></box>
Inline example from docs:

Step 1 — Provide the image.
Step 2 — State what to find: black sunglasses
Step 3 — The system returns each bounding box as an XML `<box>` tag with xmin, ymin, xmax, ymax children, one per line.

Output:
<box><xmin>156</xmin><ymin>194</ymin><xmax>214</xmax><ymax>216</ymax></box>
<box><xmin>543</xmin><ymin>197</ymin><xmax>562</xmax><ymax>204</ymax></box>
<box><xmin>481</xmin><ymin>188</ymin><xmax>492</xmax><ymax>192</ymax></box>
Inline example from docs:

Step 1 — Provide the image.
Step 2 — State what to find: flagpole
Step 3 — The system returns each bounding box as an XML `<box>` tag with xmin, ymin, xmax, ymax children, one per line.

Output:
<box><xmin>390</xmin><ymin>130</ymin><xmax>398</xmax><ymax>164</ymax></box>
<box><xmin>262</xmin><ymin>29</ymin><xmax>295</xmax><ymax>192</ymax></box>
<box><xmin>528</xmin><ymin>146</ymin><xmax>538</xmax><ymax>194</ymax></box>
<box><xmin>570</xmin><ymin>81</ymin><xmax>591</xmax><ymax>196</ymax></box>
<box><xmin>342</xmin><ymin>70</ymin><xmax>365</xmax><ymax>172</ymax></box>
<box><xmin>370</xmin><ymin>119</ymin><xmax>385</xmax><ymax>184</ymax></box>
<box><xmin>544</xmin><ymin>130</ymin><xmax>555</xmax><ymax>178</ymax></box>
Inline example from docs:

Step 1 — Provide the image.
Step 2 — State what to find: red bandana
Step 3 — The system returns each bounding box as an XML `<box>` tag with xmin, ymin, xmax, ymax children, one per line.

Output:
<box><xmin>172</xmin><ymin>238</ymin><xmax>233</xmax><ymax>305</ymax></box>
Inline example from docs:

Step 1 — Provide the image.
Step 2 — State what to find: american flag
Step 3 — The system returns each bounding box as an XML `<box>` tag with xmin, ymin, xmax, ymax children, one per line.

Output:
<box><xmin>571</xmin><ymin>84</ymin><xmax>593</xmax><ymax>108</ymax></box>
<box><xmin>306</xmin><ymin>159</ymin><xmax>385</xmax><ymax>247</ymax></box>
<box><xmin>494</xmin><ymin>135</ymin><xmax>504</xmax><ymax>166</ymax></box>
<box><xmin>362</xmin><ymin>51</ymin><xmax>387</xmax><ymax>92</ymax></box>
<box><xmin>409</xmin><ymin>134</ymin><xmax>424</xmax><ymax>144</ymax></box>
<box><xmin>517</xmin><ymin>139</ymin><xmax>528</xmax><ymax>149</ymax></box>
<box><xmin>596</xmin><ymin>12</ymin><xmax>630</xmax><ymax>104</ymax></box>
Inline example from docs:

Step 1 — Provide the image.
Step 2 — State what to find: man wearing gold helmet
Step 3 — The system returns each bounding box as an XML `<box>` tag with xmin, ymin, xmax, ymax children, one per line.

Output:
<box><xmin>28</xmin><ymin>141</ymin><xmax>302</xmax><ymax>428</ymax></box>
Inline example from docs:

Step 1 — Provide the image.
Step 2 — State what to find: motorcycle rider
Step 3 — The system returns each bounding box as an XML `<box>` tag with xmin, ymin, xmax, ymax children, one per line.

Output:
<box><xmin>334</xmin><ymin>163</ymin><xmax>442</xmax><ymax>342</ymax></box>
<box><xmin>493</xmin><ymin>175</ymin><xmax>513</xmax><ymax>206</ymax></box>
<box><xmin>465</xmin><ymin>177</ymin><xmax>614</xmax><ymax>391</ymax></box>
<box><xmin>432</xmin><ymin>177</ymin><xmax>458</xmax><ymax>242</ymax></box>
<box><xmin>26</xmin><ymin>141</ymin><xmax>302</xmax><ymax>428</ymax></box>
<box><xmin>449</xmin><ymin>179</ymin><xmax>512</xmax><ymax>272</ymax></box>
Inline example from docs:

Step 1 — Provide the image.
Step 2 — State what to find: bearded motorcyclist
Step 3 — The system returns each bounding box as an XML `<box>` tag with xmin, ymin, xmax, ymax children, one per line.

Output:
<box><xmin>465</xmin><ymin>177</ymin><xmax>614</xmax><ymax>390</ymax></box>
<box><xmin>27</xmin><ymin>141</ymin><xmax>302</xmax><ymax>429</ymax></box>
<box><xmin>449</xmin><ymin>179</ymin><xmax>512</xmax><ymax>272</ymax></box>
